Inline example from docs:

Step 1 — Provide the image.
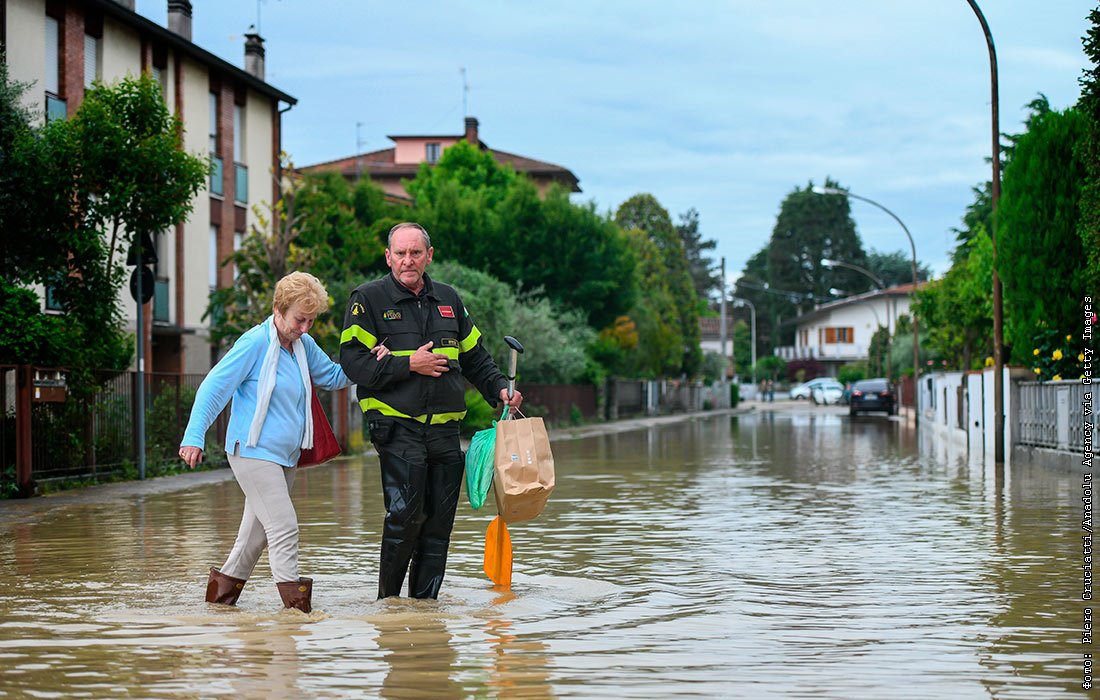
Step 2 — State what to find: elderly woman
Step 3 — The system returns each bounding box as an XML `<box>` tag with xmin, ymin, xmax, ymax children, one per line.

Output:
<box><xmin>179</xmin><ymin>271</ymin><xmax>368</xmax><ymax>613</ymax></box>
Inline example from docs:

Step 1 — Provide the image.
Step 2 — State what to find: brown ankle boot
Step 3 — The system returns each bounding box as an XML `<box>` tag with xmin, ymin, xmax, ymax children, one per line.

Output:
<box><xmin>276</xmin><ymin>577</ymin><xmax>313</xmax><ymax>613</ymax></box>
<box><xmin>206</xmin><ymin>567</ymin><xmax>246</xmax><ymax>605</ymax></box>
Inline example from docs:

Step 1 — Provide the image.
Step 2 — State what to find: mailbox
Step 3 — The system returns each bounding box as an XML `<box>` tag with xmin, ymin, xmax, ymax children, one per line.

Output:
<box><xmin>33</xmin><ymin>369</ymin><xmax>67</xmax><ymax>402</ymax></box>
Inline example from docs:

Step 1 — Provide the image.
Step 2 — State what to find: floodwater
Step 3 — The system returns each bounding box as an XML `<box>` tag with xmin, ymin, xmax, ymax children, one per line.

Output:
<box><xmin>0</xmin><ymin>405</ymin><xmax>1091</xmax><ymax>698</ymax></box>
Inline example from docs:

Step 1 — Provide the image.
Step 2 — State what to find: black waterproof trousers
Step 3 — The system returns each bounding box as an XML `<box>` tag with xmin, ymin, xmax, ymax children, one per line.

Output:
<box><xmin>369</xmin><ymin>418</ymin><xmax>465</xmax><ymax>599</ymax></box>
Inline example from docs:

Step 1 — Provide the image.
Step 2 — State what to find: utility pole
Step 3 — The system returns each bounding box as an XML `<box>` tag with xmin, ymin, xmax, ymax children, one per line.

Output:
<box><xmin>719</xmin><ymin>257</ymin><xmax>728</xmax><ymax>379</ymax></box>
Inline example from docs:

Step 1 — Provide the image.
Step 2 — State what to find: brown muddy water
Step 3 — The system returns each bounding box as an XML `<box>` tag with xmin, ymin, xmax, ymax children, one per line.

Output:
<box><xmin>0</xmin><ymin>407</ymin><xmax>1091</xmax><ymax>698</ymax></box>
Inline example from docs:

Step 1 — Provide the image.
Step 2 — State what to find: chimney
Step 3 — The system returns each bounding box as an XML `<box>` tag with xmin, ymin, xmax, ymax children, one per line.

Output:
<box><xmin>167</xmin><ymin>0</ymin><xmax>192</xmax><ymax>41</ymax></box>
<box><xmin>244</xmin><ymin>28</ymin><xmax>265</xmax><ymax>80</ymax></box>
<box><xmin>464</xmin><ymin>117</ymin><xmax>479</xmax><ymax>146</ymax></box>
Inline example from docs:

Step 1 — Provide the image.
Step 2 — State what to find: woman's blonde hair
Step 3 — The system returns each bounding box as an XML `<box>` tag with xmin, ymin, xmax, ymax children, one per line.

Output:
<box><xmin>273</xmin><ymin>271</ymin><xmax>330</xmax><ymax>315</ymax></box>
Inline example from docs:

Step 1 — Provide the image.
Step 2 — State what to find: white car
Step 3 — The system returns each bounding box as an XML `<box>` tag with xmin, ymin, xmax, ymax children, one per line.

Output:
<box><xmin>789</xmin><ymin>377</ymin><xmax>835</xmax><ymax>400</ymax></box>
<box><xmin>810</xmin><ymin>380</ymin><xmax>845</xmax><ymax>405</ymax></box>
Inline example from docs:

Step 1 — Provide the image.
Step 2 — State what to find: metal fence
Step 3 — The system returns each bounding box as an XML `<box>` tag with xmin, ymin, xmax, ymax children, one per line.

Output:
<box><xmin>1</xmin><ymin>366</ymin><xmax>230</xmax><ymax>493</ymax></box>
<box><xmin>1016</xmin><ymin>380</ymin><xmax>1094</xmax><ymax>452</ymax></box>
<box><xmin>1</xmin><ymin>363</ymin><xmax>361</xmax><ymax>496</ymax></box>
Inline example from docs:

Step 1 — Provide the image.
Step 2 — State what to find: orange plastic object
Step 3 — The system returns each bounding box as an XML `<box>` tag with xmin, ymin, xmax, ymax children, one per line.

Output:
<box><xmin>483</xmin><ymin>515</ymin><xmax>513</xmax><ymax>587</ymax></box>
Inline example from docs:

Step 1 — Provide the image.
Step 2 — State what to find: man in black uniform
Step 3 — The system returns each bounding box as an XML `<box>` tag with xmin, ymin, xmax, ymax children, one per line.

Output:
<box><xmin>340</xmin><ymin>222</ymin><xmax>523</xmax><ymax>599</ymax></box>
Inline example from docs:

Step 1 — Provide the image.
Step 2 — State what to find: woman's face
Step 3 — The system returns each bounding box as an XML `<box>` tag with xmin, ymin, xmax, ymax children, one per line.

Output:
<box><xmin>274</xmin><ymin>303</ymin><xmax>317</xmax><ymax>346</ymax></box>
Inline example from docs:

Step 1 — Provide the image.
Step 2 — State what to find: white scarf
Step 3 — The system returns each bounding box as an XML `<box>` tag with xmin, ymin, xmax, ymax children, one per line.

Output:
<box><xmin>247</xmin><ymin>316</ymin><xmax>314</xmax><ymax>449</ymax></box>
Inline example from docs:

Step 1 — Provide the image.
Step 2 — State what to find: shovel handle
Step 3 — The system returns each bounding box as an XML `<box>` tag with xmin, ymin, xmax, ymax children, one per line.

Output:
<box><xmin>504</xmin><ymin>336</ymin><xmax>524</xmax><ymax>399</ymax></box>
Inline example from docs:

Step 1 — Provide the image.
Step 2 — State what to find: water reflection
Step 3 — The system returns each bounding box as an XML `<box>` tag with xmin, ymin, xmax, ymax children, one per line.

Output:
<box><xmin>372</xmin><ymin>611</ymin><xmax>461</xmax><ymax>698</ymax></box>
<box><xmin>0</xmin><ymin>406</ymin><xmax>1090</xmax><ymax>697</ymax></box>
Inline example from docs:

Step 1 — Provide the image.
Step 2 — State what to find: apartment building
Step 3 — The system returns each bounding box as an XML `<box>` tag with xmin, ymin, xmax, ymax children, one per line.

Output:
<box><xmin>2</xmin><ymin>0</ymin><xmax>296</xmax><ymax>374</ymax></box>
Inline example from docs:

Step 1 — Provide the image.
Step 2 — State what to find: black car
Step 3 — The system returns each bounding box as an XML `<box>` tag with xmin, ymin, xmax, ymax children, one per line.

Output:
<box><xmin>848</xmin><ymin>378</ymin><xmax>897</xmax><ymax>416</ymax></box>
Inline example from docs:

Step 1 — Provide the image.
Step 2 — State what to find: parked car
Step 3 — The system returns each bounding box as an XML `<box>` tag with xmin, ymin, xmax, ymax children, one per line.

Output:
<box><xmin>848</xmin><ymin>378</ymin><xmax>897</xmax><ymax>416</ymax></box>
<box><xmin>810</xmin><ymin>380</ymin><xmax>845</xmax><ymax>405</ymax></box>
<box><xmin>789</xmin><ymin>377</ymin><xmax>835</xmax><ymax>400</ymax></box>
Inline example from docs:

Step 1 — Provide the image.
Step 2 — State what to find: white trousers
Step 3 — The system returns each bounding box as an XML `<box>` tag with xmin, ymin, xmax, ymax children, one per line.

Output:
<box><xmin>220</xmin><ymin>454</ymin><xmax>300</xmax><ymax>583</ymax></box>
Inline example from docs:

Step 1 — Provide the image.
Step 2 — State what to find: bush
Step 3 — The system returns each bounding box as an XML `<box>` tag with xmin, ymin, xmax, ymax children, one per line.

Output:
<box><xmin>837</xmin><ymin>362</ymin><xmax>867</xmax><ymax>384</ymax></box>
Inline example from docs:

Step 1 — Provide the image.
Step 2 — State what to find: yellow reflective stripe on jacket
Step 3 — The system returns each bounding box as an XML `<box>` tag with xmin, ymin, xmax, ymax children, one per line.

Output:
<box><xmin>429</xmin><ymin>411</ymin><xmax>466</xmax><ymax>424</ymax></box>
<box><xmin>459</xmin><ymin>325</ymin><xmax>481</xmax><ymax>353</ymax></box>
<box><xmin>358</xmin><ymin>397</ymin><xmax>415</xmax><ymax>419</ymax></box>
<box><xmin>388</xmin><ymin>348</ymin><xmax>459</xmax><ymax>360</ymax></box>
<box><xmin>358</xmin><ymin>398</ymin><xmax>466</xmax><ymax>424</ymax></box>
<box><xmin>341</xmin><ymin>324</ymin><xmax>377</xmax><ymax>348</ymax></box>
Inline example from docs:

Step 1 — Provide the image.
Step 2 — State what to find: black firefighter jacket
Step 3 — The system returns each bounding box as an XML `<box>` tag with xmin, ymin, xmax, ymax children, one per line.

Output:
<box><xmin>339</xmin><ymin>272</ymin><xmax>508</xmax><ymax>425</ymax></box>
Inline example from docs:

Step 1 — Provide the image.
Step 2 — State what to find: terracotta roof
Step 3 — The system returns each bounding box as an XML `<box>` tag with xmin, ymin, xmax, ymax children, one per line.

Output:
<box><xmin>301</xmin><ymin>140</ymin><xmax>580</xmax><ymax>192</ymax></box>
<box><xmin>788</xmin><ymin>283</ymin><xmax>925</xmax><ymax>325</ymax></box>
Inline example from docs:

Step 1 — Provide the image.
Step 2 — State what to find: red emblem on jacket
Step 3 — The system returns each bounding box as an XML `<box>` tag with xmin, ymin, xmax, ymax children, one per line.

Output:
<box><xmin>438</xmin><ymin>306</ymin><xmax>455</xmax><ymax>318</ymax></box>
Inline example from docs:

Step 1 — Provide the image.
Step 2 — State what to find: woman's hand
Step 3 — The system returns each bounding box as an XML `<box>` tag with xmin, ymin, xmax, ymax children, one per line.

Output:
<box><xmin>179</xmin><ymin>446</ymin><xmax>204</xmax><ymax>469</ymax></box>
<box><xmin>371</xmin><ymin>342</ymin><xmax>391</xmax><ymax>361</ymax></box>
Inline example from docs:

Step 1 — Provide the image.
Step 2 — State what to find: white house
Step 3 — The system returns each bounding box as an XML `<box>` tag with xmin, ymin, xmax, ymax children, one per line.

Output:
<box><xmin>774</xmin><ymin>284</ymin><xmax>916</xmax><ymax>376</ymax></box>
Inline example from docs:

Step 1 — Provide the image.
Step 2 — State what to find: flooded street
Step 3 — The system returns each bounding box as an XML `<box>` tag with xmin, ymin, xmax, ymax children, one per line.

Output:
<box><xmin>0</xmin><ymin>405</ymin><xmax>1089</xmax><ymax>698</ymax></box>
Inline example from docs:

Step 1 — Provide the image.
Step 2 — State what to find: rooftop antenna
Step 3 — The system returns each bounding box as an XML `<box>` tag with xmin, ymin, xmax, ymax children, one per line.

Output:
<box><xmin>256</xmin><ymin>0</ymin><xmax>281</xmax><ymax>35</ymax></box>
<box><xmin>356</xmin><ymin>121</ymin><xmax>367</xmax><ymax>179</ymax></box>
<box><xmin>461</xmin><ymin>66</ymin><xmax>469</xmax><ymax>117</ymax></box>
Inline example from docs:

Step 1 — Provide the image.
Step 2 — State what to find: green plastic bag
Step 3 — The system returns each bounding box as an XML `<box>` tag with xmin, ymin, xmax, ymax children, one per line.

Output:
<box><xmin>465</xmin><ymin>408</ymin><xmax>507</xmax><ymax>509</ymax></box>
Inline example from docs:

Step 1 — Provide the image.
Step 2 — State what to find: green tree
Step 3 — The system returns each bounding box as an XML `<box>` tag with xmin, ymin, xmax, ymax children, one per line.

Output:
<box><xmin>747</xmin><ymin>178</ymin><xmax>866</xmax><ymax>350</ymax></box>
<box><xmin>620</xmin><ymin>229</ymin><xmax>683</xmax><ymax>377</ymax></box>
<box><xmin>616</xmin><ymin>193</ymin><xmax>702</xmax><ymax>376</ymax></box>
<box><xmin>407</xmin><ymin>141</ymin><xmax>636</xmax><ymax>329</ymax></box>
<box><xmin>865</xmin><ymin>248</ymin><xmax>931</xmax><ymax>288</ymax></box>
<box><xmin>914</xmin><ymin>231</ymin><xmax>994</xmax><ymax>370</ymax></box>
<box><xmin>1</xmin><ymin>73</ymin><xmax>208</xmax><ymax>374</ymax></box>
<box><xmin>997</xmin><ymin>97</ymin><xmax>1087</xmax><ymax>363</ymax></box>
<box><xmin>431</xmin><ymin>260</ymin><xmax>595</xmax><ymax>384</ymax></box>
<box><xmin>676</xmin><ymin>207</ymin><xmax>720</xmax><ymax>304</ymax></box>
<box><xmin>768</xmin><ymin>180</ymin><xmax>867</xmax><ymax>311</ymax></box>
<box><xmin>1078</xmin><ymin>4</ymin><xmax>1100</xmax><ymax>296</ymax></box>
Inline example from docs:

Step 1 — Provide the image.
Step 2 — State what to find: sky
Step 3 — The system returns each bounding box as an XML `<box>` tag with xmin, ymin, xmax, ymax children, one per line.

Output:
<box><xmin>137</xmin><ymin>0</ymin><xmax>1093</xmax><ymax>281</ymax></box>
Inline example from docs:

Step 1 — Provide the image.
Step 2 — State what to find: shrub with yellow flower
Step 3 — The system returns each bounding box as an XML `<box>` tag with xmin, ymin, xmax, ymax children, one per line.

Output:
<box><xmin>1027</xmin><ymin>325</ymin><xmax>1087</xmax><ymax>381</ymax></box>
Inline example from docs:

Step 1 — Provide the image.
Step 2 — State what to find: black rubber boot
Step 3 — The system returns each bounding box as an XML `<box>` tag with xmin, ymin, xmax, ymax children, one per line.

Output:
<box><xmin>376</xmin><ymin>461</ymin><xmax>423</xmax><ymax>598</ymax></box>
<box><xmin>407</xmin><ymin>455</ymin><xmax>463</xmax><ymax>599</ymax></box>
<box><xmin>205</xmin><ymin>567</ymin><xmax>246</xmax><ymax>605</ymax></box>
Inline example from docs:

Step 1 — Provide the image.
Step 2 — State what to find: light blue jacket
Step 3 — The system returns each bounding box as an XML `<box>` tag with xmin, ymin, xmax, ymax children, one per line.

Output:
<box><xmin>181</xmin><ymin>316</ymin><xmax>351</xmax><ymax>467</ymax></box>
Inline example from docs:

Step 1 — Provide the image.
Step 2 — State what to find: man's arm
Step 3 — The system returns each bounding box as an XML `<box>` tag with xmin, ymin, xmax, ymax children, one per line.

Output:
<box><xmin>339</xmin><ymin>288</ymin><xmax>410</xmax><ymax>389</ymax></box>
<box><xmin>455</xmin><ymin>308</ymin><xmax>509</xmax><ymax>405</ymax></box>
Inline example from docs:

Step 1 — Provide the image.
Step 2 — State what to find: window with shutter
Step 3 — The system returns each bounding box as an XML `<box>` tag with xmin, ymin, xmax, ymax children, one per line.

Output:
<box><xmin>45</xmin><ymin>16</ymin><xmax>59</xmax><ymax>94</ymax></box>
<box><xmin>84</xmin><ymin>34</ymin><xmax>99</xmax><ymax>88</ymax></box>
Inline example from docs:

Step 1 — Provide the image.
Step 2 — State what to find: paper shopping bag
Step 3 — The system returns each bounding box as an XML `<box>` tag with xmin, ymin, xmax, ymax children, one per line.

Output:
<box><xmin>492</xmin><ymin>415</ymin><xmax>555</xmax><ymax>524</ymax></box>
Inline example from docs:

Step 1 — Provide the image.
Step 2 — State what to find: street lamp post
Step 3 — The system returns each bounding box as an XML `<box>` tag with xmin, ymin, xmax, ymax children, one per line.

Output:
<box><xmin>813</xmin><ymin>186</ymin><xmax>920</xmax><ymax>426</ymax></box>
<box><xmin>821</xmin><ymin>258</ymin><xmax>885</xmax><ymax>290</ymax></box>
<box><xmin>966</xmin><ymin>0</ymin><xmax>1004</xmax><ymax>464</ymax></box>
<box><xmin>731</xmin><ymin>295</ymin><xmax>756</xmax><ymax>386</ymax></box>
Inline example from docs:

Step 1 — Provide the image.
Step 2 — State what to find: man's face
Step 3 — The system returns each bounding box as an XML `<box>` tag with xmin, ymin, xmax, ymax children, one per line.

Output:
<box><xmin>386</xmin><ymin>227</ymin><xmax>433</xmax><ymax>291</ymax></box>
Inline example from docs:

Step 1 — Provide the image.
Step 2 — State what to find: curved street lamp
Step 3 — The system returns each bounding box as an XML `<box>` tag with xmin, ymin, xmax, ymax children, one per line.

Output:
<box><xmin>813</xmin><ymin>186</ymin><xmax>920</xmax><ymax>426</ymax></box>
<box><xmin>823</xmin><ymin>256</ymin><xmax>894</xmax><ymax>342</ymax></box>
<box><xmin>966</xmin><ymin>0</ymin><xmax>1004</xmax><ymax>463</ymax></box>
<box><xmin>821</xmin><ymin>258</ymin><xmax>885</xmax><ymax>289</ymax></box>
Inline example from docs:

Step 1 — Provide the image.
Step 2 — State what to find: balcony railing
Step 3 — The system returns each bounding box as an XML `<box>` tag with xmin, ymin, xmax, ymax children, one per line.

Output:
<box><xmin>234</xmin><ymin>163</ymin><xmax>248</xmax><ymax>205</ymax></box>
<box><xmin>774</xmin><ymin>344</ymin><xmax>869</xmax><ymax>361</ymax></box>
<box><xmin>210</xmin><ymin>155</ymin><xmax>224</xmax><ymax>197</ymax></box>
